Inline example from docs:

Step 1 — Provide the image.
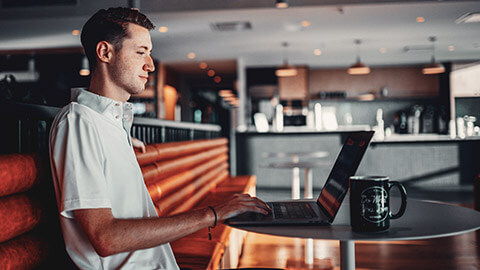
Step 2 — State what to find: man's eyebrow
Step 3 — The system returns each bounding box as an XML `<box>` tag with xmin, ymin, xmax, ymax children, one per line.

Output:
<box><xmin>138</xmin><ymin>46</ymin><xmax>153</xmax><ymax>52</ymax></box>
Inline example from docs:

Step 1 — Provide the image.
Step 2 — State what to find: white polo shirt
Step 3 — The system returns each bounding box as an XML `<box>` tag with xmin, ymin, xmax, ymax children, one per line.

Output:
<box><xmin>49</xmin><ymin>88</ymin><xmax>179</xmax><ymax>270</ymax></box>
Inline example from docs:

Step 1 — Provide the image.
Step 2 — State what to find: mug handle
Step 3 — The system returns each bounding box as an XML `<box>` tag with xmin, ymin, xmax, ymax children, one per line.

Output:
<box><xmin>388</xmin><ymin>181</ymin><xmax>407</xmax><ymax>219</ymax></box>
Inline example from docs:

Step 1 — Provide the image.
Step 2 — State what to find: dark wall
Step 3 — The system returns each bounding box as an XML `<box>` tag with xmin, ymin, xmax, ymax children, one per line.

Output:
<box><xmin>0</xmin><ymin>53</ymin><xmax>90</xmax><ymax>107</ymax></box>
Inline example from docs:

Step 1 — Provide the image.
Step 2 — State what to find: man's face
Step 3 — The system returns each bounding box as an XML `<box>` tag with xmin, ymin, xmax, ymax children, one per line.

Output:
<box><xmin>109</xmin><ymin>23</ymin><xmax>154</xmax><ymax>97</ymax></box>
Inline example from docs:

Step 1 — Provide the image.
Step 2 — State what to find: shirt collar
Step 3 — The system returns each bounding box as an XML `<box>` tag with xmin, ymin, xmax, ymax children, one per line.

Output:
<box><xmin>71</xmin><ymin>88</ymin><xmax>134</xmax><ymax>144</ymax></box>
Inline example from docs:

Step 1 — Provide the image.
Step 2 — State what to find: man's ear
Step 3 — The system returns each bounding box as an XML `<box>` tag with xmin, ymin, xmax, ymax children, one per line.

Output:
<box><xmin>96</xmin><ymin>41</ymin><xmax>114</xmax><ymax>64</ymax></box>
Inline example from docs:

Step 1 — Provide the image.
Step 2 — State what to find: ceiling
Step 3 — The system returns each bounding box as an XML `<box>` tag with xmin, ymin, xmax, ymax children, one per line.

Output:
<box><xmin>1</xmin><ymin>0</ymin><xmax>480</xmax><ymax>77</ymax></box>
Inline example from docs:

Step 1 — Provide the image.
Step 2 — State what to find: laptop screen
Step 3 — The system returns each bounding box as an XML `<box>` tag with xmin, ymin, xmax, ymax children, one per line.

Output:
<box><xmin>316</xmin><ymin>131</ymin><xmax>374</xmax><ymax>221</ymax></box>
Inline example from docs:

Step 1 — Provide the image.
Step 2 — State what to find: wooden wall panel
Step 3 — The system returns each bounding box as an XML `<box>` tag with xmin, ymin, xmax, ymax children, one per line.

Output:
<box><xmin>278</xmin><ymin>67</ymin><xmax>308</xmax><ymax>100</ymax></box>
<box><xmin>309</xmin><ymin>67</ymin><xmax>439</xmax><ymax>98</ymax></box>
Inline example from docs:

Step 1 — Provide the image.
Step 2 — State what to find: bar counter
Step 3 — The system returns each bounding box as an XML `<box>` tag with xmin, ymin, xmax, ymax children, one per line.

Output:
<box><xmin>235</xmin><ymin>129</ymin><xmax>480</xmax><ymax>191</ymax></box>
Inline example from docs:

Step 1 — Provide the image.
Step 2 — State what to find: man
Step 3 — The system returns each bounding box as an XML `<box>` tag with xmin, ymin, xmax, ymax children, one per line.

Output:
<box><xmin>49</xmin><ymin>7</ymin><xmax>270</xmax><ymax>269</ymax></box>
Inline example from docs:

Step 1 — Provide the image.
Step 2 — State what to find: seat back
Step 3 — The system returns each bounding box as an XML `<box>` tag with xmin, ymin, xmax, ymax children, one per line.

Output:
<box><xmin>135</xmin><ymin>138</ymin><xmax>230</xmax><ymax>216</ymax></box>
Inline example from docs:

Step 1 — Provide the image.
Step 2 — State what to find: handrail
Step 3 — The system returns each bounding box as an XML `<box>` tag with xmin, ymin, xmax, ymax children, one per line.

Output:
<box><xmin>1</xmin><ymin>102</ymin><xmax>220</xmax><ymax>132</ymax></box>
<box><xmin>134</xmin><ymin>117</ymin><xmax>221</xmax><ymax>132</ymax></box>
<box><xmin>0</xmin><ymin>102</ymin><xmax>222</xmax><ymax>153</ymax></box>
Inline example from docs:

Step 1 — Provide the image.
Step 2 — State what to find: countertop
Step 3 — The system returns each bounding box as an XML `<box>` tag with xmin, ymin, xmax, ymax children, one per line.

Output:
<box><xmin>237</xmin><ymin>126</ymin><xmax>480</xmax><ymax>143</ymax></box>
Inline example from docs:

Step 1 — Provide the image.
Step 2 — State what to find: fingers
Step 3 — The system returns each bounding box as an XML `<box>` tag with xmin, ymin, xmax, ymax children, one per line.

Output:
<box><xmin>232</xmin><ymin>194</ymin><xmax>272</xmax><ymax>214</ymax></box>
<box><xmin>132</xmin><ymin>138</ymin><xmax>146</xmax><ymax>153</ymax></box>
<box><xmin>215</xmin><ymin>193</ymin><xmax>272</xmax><ymax>220</ymax></box>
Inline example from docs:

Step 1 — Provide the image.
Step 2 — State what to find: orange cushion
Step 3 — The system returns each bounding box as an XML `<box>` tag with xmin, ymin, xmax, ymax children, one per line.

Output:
<box><xmin>0</xmin><ymin>234</ymin><xmax>49</xmax><ymax>269</ymax></box>
<box><xmin>170</xmin><ymin>238</ymin><xmax>225</xmax><ymax>269</ymax></box>
<box><xmin>0</xmin><ymin>153</ymin><xmax>43</xmax><ymax>197</ymax></box>
<box><xmin>0</xmin><ymin>194</ymin><xmax>43</xmax><ymax>243</ymax></box>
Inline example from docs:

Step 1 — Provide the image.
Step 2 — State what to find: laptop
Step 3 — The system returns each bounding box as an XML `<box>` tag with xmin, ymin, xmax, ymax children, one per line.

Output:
<box><xmin>226</xmin><ymin>131</ymin><xmax>374</xmax><ymax>226</ymax></box>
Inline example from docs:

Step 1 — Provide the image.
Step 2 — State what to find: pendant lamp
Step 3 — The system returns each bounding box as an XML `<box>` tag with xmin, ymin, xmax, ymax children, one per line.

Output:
<box><xmin>422</xmin><ymin>36</ymin><xmax>445</xmax><ymax>75</ymax></box>
<box><xmin>79</xmin><ymin>56</ymin><xmax>90</xmax><ymax>76</ymax></box>
<box><xmin>348</xmin><ymin>39</ymin><xmax>370</xmax><ymax>75</ymax></box>
<box><xmin>275</xmin><ymin>42</ymin><xmax>297</xmax><ymax>77</ymax></box>
<box><xmin>275</xmin><ymin>0</ymin><xmax>288</xmax><ymax>9</ymax></box>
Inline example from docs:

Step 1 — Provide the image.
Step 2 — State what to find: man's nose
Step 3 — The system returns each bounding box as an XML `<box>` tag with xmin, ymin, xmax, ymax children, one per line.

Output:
<box><xmin>144</xmin><ymin>55</ymin><xmax>155</xmax><ymax>72</ymax></box>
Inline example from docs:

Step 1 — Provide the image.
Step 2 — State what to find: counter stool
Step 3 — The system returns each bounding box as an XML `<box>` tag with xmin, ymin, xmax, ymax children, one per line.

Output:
<box><xmin>261</xmin><ymin>152</ymin><xmax>329</xmax><ymax>266</ymax></box>
<box><xmin>261</xmin><ymin>151</ymin><xmax>329</xmax><ymax>200</ymax></box>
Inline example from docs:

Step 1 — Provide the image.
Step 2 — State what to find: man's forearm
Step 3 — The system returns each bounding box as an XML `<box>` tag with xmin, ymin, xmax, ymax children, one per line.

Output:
<box><xmin>74</xmin><ymin>207</ymin><xmax>214</xmax><ymax>257</ymax></box>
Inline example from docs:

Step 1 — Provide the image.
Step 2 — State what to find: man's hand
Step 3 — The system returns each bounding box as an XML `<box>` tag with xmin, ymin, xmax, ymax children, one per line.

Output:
<box><xmin>132</xmin><ymin>137</ymin><xmax>146</xmax><ymax>153</ymax></box>
<box><xmin>214</xmin><ymin>194</ymin><xmax>271</xmax><ymax>220</ymax></box>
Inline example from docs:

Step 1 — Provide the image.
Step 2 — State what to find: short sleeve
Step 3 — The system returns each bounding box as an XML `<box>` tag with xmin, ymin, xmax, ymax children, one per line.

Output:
<box><xmin>50</xmin><ymin>112</ymin><xmax>111</xmax><ymax>218</ymax></box>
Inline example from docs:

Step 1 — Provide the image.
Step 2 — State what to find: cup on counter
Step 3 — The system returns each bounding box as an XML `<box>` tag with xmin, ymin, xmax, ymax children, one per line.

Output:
<box><xmin>349</xmin><ymin>176</ymin><xmax>407</xmax><ymax>232</ymax></box>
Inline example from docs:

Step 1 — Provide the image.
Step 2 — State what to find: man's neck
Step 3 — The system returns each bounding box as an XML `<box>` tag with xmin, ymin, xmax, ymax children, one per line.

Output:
<box><xmin>88</xmin><ymin>72</ymin><xmax>130</xmax><ymax>103</ymax></box>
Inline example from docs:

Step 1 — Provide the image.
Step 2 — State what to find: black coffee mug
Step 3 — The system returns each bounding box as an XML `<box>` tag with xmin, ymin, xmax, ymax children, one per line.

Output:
<box><xmin>349</xmin><ymin>176</ymin><xmax>407</xmax><ymax>232</ymax></box>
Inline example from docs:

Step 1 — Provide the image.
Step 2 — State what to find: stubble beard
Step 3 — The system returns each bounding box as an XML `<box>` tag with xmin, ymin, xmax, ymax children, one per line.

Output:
<box><xmin>110</xmin><ymin>63</ymin><xmax>145</xmax><ymax>97</ymax></box>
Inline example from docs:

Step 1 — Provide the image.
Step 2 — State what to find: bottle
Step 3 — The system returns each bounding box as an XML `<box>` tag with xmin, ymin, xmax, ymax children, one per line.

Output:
<box><xmin>374</xmin><ymin>108</ymin><xmax>385</xmax><ymax>141</ymax></box>
<box><xmin>314</xmin><ymin>103</ymin><xmax>322</xmax><ymax>131</ymax></box>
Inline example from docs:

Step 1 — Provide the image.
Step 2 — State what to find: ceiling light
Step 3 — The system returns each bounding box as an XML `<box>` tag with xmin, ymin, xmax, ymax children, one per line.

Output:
<box><xmin>348</xmin><ymin>39</ymin><xmax>370</xmax><ymax>75</ymax></box>
<box><xmin>79</xmin><ymin>56</ymin><xmax>90</xmax><ymax>76</ymax></box>
<box><xmin>214</xmin><ymin>76</ymin><xmax>222</xmax><ymax>83</ymax></box>
<box><xmin>158</xmin><ymin>26</ymin><xmax>168</xmax><ymax>33</ymax></box>
<box><xmin>276</xmin><ymin>42</ymin><xmax>297</xmax><ymax>77</ymax></box>
<box><xmin>416</xmin><ymin>17</ymin><xmax>425</xmax><ymax>23</ymax></box>
<box><xmin>301</xmin><ymin>21</ymin><xmax>310</xmax><ymax>27</ymax></box>
<box><xmin>72</xmin><ymin>30</ymin><xmax>80</xmax><ymax>36</ymax></box>
<box><xmin>187</xmin><ymin>52</ymin><xmax>196</xmax><ymax>59</ymax></box>
<box><xmin>422</xmin><ymin>36</ymin><xmax>445</xmax><ymax>75</ymax></box>
<box><xmin>276</xmin><ymin>0</ymin><xmax>288</xmax><ymax>9</ymax></box>
<box><xmin>219</xmin><ymin>89</ymin><xmax>232</xmax><ymax>95</ymax></box>
<box><xmin>456</xmin><ymin>12</ymin><xmax>480</xmax><ymax>24</ymax></box>
<box><xmin>422</xmin><ymin>62</ymin><xmax>445</xmax><ymax>75</ymax></box>
<box><xmin>199</xmin><ymin>62</ymin><xmax>207</xmax><ymax>69</ymax></box>
<box><xmin>207</xmin><ymin>69</ymin><xmax>215</xmax><ymax>77</ymax></box>
<box><xmin>379</xmin><ymin>48</ymin><xmax>387</xmax><ymax>54</ymax></box>
<box><xmin>314</xmin><ymin>49</ymin><xmax>322</xmax><ymax>56</ymax></box>
<box><xmin>448</xmin><ymin>45</ymin><xmax>455</xmax><ymax>51</ymax></box>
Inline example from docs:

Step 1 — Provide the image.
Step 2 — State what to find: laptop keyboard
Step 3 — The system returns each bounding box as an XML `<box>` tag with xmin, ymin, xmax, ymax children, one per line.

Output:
<box><xmin>271</xmin><ymin>202</ymin><xmax>318</xmax><ymax>219</ymax></box>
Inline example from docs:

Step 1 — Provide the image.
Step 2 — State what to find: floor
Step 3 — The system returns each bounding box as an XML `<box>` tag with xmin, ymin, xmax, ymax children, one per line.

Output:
<box><xmin>234</xmin><ymin>185</ymin><xmax>479</xmax><ymax>270</ymax></box>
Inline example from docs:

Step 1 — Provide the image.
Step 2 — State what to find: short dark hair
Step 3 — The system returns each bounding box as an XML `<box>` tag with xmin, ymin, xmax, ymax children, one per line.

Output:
<box><xmin>81</xmin><ymin>7</ymin><xmax>154</xmax><ymax>71</ymax></box>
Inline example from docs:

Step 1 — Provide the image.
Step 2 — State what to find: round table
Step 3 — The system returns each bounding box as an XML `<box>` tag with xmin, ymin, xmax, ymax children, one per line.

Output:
<box><xmin>230</xmin><ymin>199</ymin><xmax>480</xmax><ymax>270</ymax></box>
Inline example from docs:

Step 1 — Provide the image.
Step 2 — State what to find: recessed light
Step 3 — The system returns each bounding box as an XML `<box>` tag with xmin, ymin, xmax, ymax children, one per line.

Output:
<box><xmin>448</xmin><ymin>45</ymin><xmax>455</xmax><ymax>51</ymax></box>
<box><xmin>199</xmin><ymin>62</ymin><xmax>207</xmax><ymax>69</ymax></box>
<box><xmin>416</xmin><ymin>17</ymin><xmax>425</xmax><ymax>23</ymax></box>
<box><xmin>314</xmin><ymin>49</ymin><xmax>322</xmax><ymax>56</ymax></box>
<box><xmin>214</xmin><ymin>76</ymin><xmax>222</xmax><ymax>83</ymax></box>
<box><xmin>379</xmin><ymin>48</ymin><xmax>387</xmax><ymax>54</ymax></box>
<box><xmin>158</xmin><ymin>26</ymin><xmax>168</xmax><ymax>33</ymax></box>
<box><xmin>187</xmin><ymin>52</ymin><xmax>196</xmax><ymax>59</ymax></box>
<box><xmin>72</xmin><ymin>30</ymin><xmax>80</xmax><ymax>36</ymax></box>
<box><xmin>301</xmin><ymin>21</ymin><xmax>310</xmax><ymax>27</ymax></box>
<box><xmin>207</xmin><ymin>70</ymin><xmax>215</xmax><ymax>77</ymax></box>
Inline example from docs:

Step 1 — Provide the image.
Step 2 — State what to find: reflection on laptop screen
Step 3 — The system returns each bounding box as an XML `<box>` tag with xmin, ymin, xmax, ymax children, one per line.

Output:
<box><xmin>317</xmin><ymin>131</ymin><xmax>373</xmax><ymax>220</ymax></box>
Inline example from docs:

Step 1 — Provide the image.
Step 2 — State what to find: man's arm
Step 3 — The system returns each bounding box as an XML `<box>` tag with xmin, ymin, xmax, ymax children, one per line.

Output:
<box><xmin>74</xmin><ymin>193</ymin><xmax>270</xmax><ymax>257</ymax></box>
